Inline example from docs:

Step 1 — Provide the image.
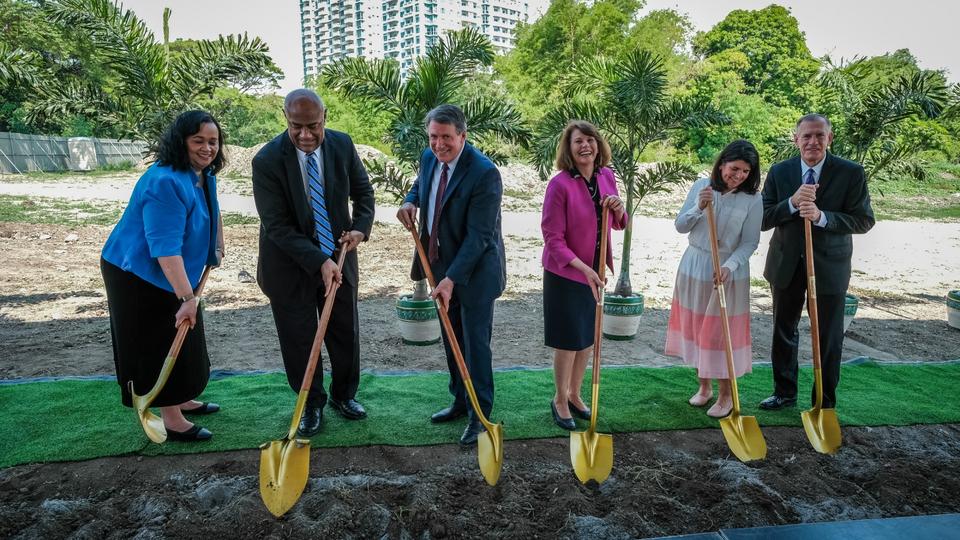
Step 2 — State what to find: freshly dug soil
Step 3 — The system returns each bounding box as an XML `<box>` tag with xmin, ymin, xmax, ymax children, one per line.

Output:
<box><xmin>2</xmin><ymin>425</ymin><xmax>959</xmax><ymax>539</ymax></box>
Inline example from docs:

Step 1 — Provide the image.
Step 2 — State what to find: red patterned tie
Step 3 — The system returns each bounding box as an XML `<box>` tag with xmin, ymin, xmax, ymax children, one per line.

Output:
<box><xmin>428</xmin><ymin>163</ymin><xmax>449</xmax><ymax>264</ymax></box>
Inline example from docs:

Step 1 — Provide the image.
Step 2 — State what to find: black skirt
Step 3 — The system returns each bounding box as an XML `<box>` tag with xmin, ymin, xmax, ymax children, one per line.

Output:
<box><xmin>101</xmin><ymin>258</ymin><xmax>210</xmax><ymax>407</ymax></box>
<box><xmin>543</xmin><ymin>270</ymin><xmax>597</xmax><ymax>351</ymax></box>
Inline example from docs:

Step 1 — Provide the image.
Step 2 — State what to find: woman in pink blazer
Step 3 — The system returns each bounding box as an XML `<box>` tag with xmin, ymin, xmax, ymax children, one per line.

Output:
<box><xmin>541</xmin><ymin>120</ymin><xmax>627</xmax><ymax>430</ymax></box>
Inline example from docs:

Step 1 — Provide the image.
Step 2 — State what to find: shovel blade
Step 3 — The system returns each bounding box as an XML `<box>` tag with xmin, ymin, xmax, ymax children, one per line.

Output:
<box><xmin>131</xmin><ymin>387</ymin><xmax>167</xmax><ymax>444</ymax></box>
<box><xmin>718</xmin><ymin>413</ymin><xmax>767</xmax><ymax>462</ymax></box>
<box><xmin>801</xmin><ymin>407</ymin><xmax>842</xmax><ymax>455</ymax></box>
<box><xmin>477</xmin><ymin>423</ymin><xmax>504</xmax><ymax>486</ymax></box>
<box><xmin>570</xmin><ymin>430</ymin><xmax>614</xmax><ymax>484</ymax></box>
<box><xmin>259</xmin><ymin>438</ymin><xmax>311</xmax><ymax>517</ymax></box>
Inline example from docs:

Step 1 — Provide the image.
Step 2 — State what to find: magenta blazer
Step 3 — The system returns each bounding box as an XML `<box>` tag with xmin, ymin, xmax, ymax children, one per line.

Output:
<box><xmin>541</xmin><ymin>167</ymin><xmax>628</xmax><ymax>285</ymax></box>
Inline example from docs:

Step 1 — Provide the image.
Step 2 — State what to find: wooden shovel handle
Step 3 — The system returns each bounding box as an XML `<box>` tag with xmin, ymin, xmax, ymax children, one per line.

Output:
<box><xmin>135</xmin><ymin>266</ymin><xmax>212</xmax><ymax>405</ymax></box>
<box><xmin>285</xmin><ymin>249</ymin><xmax>348</xmax><ymax>439</ymax></box>
<box><xmin>407</xmin><ymin>225</ymin><xmax>493</xmax><ymax>430</ymax></box>
<box><xmin>588</xmin><ymin>205</ymin><xmax>610</xmax><ymax>427</ymax></box>
<box><xmin>804</xmin><ymin>218</ymin><xmax>825</xmax><ymax>409</ymax></box>
<box><xmin>705</xmin><ymin>201</ymin><xmax>742</xmax><ymax>413</ymax></box>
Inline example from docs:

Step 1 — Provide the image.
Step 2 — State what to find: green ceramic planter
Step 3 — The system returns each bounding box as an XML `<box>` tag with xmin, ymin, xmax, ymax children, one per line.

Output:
<box><xmin>396</xmin><ymin>296</ymin><xmax>440</xmax><ymax>345</ymax></box>
<box><xmin>843</xmin><ymin>293</ymin><xmax>858</xmax><ymax>333</ymax></box>
<box><xmin>602</xmin><ymin>293</ymin><xmax>644</xmax><ymax>340</ymax></box>
<box><xmin>947</xmin><ymin>290</ymin><xmax>960</xmax><ymax>330</ymax></box>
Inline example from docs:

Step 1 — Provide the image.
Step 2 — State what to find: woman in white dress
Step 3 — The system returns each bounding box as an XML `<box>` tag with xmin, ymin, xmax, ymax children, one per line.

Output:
<box><xmin>665</xmin><ymin>139</ymin><xmax>762</xmax><ymax>418</ymax></box>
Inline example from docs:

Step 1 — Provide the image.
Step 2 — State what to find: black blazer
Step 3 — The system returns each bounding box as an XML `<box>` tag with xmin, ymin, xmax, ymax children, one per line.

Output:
<box><xmin>404</xmin><ymin>144</ymin><xmax>506</xmax><ymax>307</ymax></box>
<box><xmin>252</xmin><ymin>130</ymin><xmax>375</xmax><ymax>301</ymax></box>
<box><xmin>761</xmin><ymin>153</ymin><xmax>875</xmax><ymax>295</ymax></box>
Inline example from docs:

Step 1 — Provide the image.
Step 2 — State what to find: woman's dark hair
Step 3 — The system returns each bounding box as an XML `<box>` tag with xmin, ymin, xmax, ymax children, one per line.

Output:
<box><xmin>555</xmin><ymin>120</ymin><xmax>612</xmax><ymax>172</ymax></box>
<box><xmin>156</xmin><ymin>110</ymin><xmax>226</xmax><ymax>175</ymax></box>
<box><xmin>710</xmin><ymin>139</ymin><xmax>761</xmax><ymax>194</ymax></box>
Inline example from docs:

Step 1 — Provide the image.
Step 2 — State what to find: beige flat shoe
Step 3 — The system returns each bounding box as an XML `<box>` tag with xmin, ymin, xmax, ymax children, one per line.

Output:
<box><xmin>707</xmin><ymin>400</ymin><xmax>733</xmax><ymax>418</ymax></box>
<box><xmin>688</xmin><ymin>392</ymin><xmax>713</xmax><ymax>407</ymax></box>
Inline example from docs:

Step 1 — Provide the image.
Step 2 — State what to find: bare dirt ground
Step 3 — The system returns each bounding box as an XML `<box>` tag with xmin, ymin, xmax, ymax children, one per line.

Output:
<box><xmin>1</xmin><ymin>171</ymin><xmax>959</xmax><ymax>539</ymax></box>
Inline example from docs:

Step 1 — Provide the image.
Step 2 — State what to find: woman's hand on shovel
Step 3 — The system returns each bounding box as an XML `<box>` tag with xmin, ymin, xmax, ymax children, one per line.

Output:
<box><xmin>174</xmin><ymin>297</ymin><xmax>199</xmax><ymax>329</ymax></box>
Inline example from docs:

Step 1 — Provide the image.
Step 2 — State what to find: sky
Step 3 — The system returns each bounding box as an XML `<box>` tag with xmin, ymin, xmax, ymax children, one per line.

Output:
<box><xmin>121</xmin><ymin>0</ymin><xmax>959</xmax><ymax>95</ymax></box>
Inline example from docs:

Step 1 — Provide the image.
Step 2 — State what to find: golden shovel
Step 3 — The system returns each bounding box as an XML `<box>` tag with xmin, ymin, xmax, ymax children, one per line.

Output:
<box><xmin>705</xmin><ymin>203</ymin><xmax>767</xmax><ymax>462</ymax></box>
<box><xmin>259</xmin><ymin>249</ymin><xmax>347</xmax><ymax>517</ymax></box>
<box><xmin>571</xmin><ymin>206</ymin><xmax>613</xmax><ymax>483</ymax></box>
<box><xmin>130</xmin><ymin>266</ymin><xmax>212</xmax><ymax>444</ymax></box>
<box><xmin>800</xmin><ymin>218</ymin><xmax>842</xmax><ymax>454</ymax></box>
<box><xmin>408</xmin><ymin>226</ymin><xmax>504</xmax><ymax>486</ymax></box>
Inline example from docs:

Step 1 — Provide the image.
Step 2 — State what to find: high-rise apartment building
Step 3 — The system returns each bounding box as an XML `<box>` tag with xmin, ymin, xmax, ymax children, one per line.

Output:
<box><xmin>301</xmin><ymin>0</ymin><xmax>535</xmax><ymax>79</ymax></box>
<box><xmin>301</xmin><ymin>0</ymin><xmax>384</xmax><ymax>79</ymax></box>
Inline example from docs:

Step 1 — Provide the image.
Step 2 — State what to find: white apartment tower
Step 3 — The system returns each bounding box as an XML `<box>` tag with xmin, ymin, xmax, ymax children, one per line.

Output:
<box><xmin>301</xmin><ymin>1</ymin><xmax>532</xmax><ymax>79</ymax></box>
<box><xmin>301</xmin><ymin>0</ymin><xmax>385</xmax><ymax>79</ymax></box>
<box><xmin>382</xmin><ymin>0</ymin><xmax>530</xmax><ymax>72</ymax></box>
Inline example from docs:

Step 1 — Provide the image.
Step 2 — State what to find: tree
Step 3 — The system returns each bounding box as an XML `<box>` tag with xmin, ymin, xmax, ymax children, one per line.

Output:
<box><xmin>21</xmin><ymin>0</ymin><xmax>279</xmax><ymax>147</ymax></box>
<box><xmin>496</xmin><ymin>0</ymin><xmax>692</xmax><ymax>123</ymax></box>
<box><xmin>807</xmin><ymin>57</ymin><xmax>950</xmax><ymax>182</ymax></box>
<box><xmin>323</xmin><ymin>27</ymin><xmax>529</xmax><ymax>188</ymax></box>
<box><xmin>323</xmin><ymin>27</ymin><xmax>530</xmax><ymax>298</ymax></box>
<box><xmin>693</xmin><ymin>5</ymin><xmax>819</xmax><ymax>109</ymax></box>
<box><xmin>531</xmin><ymin>51</ymin><xmax>726</xmax><ymax>297</ymax></box>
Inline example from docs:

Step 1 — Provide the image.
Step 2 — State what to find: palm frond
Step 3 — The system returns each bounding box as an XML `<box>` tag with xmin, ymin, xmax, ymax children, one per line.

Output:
<box><xmin>171</xmin><ymin>33</ymin><xmax>275</xmax><ymax>101</ymax></box>
<box><xmin>323</xmin><ymin>57</ymin><xmax>404</xmax><ymax>116</ymax></box>
<box><xmin>630</xmin><ymin>161</ymin><xmax>697</xmax><ymax>203</ymax></box>
<box><xmin>362</xmin><ymin>157</ymin><xmax>414</xmax><ymax>204</ymax></box>
<box><xmin>45</xmin><ymin>0</ymin><xmax>167</xmax><ymax>103</ymax></box>
<box><xmin>414</xmin><ymin>28</ymin><xmax>494</xmax><ymax>107</ymax></box>
<box><xmin>461</xmin><ymin>97</ymin><xmax>531</xmax><ymax>147</ymax></box>
<box><xmin>0</xmin><ymin>45</ymin><xmax>41</xmax><ymax>87</ymax></box>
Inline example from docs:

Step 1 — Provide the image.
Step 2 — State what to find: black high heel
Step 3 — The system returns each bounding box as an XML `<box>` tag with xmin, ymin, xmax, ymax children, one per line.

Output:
<box><xmin>551</xmin><ymin>400</ymin><xmax>576</xmax><ymax>430</ymax></box>
<box><xmin>568</xmin><ymin>401</ymin><xmax>591</xmax><ymax>420</ymax></box>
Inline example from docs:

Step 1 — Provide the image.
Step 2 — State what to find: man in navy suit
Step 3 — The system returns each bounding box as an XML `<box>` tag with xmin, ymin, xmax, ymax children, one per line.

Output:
<box><xmin>397</xmin><ymin>104</ymin><xmax>506</xmax><ymax>446</ymax></box>
<box><xmin>759</xmin><ymin>114</ymin><xmax>874</xmax><ymax>411</ymax></box>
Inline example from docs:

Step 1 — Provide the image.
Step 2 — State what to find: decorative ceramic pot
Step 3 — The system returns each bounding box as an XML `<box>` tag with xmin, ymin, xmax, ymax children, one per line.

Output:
<box><xmin>843</xmin><ymin>294</ymin><xmax>859</xmax><ymax>333</ymax></box>
<box><xmin>396</xmin><ymin>296</ymin><xmax>440</xmax><ymax>345</ymax></box>
<box><xmin>947</xmin><ymin>290</ymin><xmax>960</xmax><ymax>330</ymax></box>
<box><xmin>602</xmin><ymin>293</ymin><xmax>644</xmax><ymax>340</ymax></box>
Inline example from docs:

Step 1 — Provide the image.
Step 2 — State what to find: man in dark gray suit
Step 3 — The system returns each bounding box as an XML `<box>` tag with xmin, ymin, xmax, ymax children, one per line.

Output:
<box><xmin>397</xmin><ymin>104</ymin><xmax>506</xmax><ymax>446</ymax></box>
<box><xmin>759</xmin><ymin>114</ymin><xmax>875</xmax><ymax>410</ymax></box>
<box><xmin>252</xmin><ymin>89</ymin><xmax>375</xmax><ymax>436</ymax></box>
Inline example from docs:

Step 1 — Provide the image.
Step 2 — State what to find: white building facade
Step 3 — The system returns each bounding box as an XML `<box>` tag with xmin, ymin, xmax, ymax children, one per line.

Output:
<box><xmin>301</xmin><ymin>0</ymin><xmax>534</xmax><ymax>79</ymax></box>
<box><xmin>301</xmin><ymin>0</ymin><xmax>385</xmax><ymax>79</ymax></box>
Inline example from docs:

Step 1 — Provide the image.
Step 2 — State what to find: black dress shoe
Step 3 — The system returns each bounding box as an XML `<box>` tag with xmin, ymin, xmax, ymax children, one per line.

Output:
<box><xmin>297</xmin><ymin>404</ymin><xmax>323</xmax><ymax>437</ymax></box>
<box><xmin>431</xmin><ymin>404</ymin><xmax>467</xmax><ymax>424</ymax></box>
<box><xmin>329</xmin><ymin>398</ymin><xmax>367</xmax><ymax>420</ymax></box>
<box><xmin>459</xmin><ymin>417</ymin><xmax>485</xmax><ymax>446</ymax></box>
<box><xmin>758</xmin><ymin>395</ymin><xmax>797</xmax><ymax>410</ymax></box>
<box><xmin>568</xmin><ymin>401</ymin><xmax>591</xmax><ymax>421</ymax></box>
<box><xmin>180</xmin><ymin>402</ymin><xmax>220</xmax><ymax>415</ymax></box>
<box><xmin>551</xmin><ymin>401</ymin><xmax>576</xmax><ymax>431</ymax></box>
<box><xmin>167</xmin><ymin>425</ymin><xmax>212</xmax><ymax>442</ymax></box>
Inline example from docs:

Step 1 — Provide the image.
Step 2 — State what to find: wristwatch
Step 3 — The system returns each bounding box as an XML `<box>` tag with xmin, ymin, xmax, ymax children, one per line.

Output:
<box><xmin>178</xmin><ymin>292</ymin><xmax>196</xmax><ymax>303</ymax></box>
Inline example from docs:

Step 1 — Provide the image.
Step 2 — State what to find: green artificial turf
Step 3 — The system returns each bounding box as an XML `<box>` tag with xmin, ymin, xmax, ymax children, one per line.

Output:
<box><xmin>1</xmin><ymin>360</ymin><xmax>958</xmax><ymax>468</ymax></box>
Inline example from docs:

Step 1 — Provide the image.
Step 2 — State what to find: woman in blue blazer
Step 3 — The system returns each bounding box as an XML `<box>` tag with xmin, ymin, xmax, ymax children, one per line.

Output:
<box><xmin>101</xmin><ymin>110</ymin><xmax>225</xmax><ymax>442</ymax></box>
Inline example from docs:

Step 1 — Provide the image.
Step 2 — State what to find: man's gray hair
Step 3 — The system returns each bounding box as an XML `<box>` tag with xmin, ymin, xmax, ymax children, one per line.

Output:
<box><xmin>425</xmin><ymin>104</ymin><xmax>467</xmax><ymax>134</ymax></box>
<box><xmin>284</xmin><ymin>88</ymin><xmax>324</xmax><ymax>112</ymax></box>
<box><xmin>796</xmin><ymin>113</ymin><xmax>832</xmax><ymax>132</ymax></box>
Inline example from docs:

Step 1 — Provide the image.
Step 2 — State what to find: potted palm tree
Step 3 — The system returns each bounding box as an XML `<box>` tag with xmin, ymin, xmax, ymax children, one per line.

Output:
<box><xmin>323</xmin><ymin>28</ymin><xmax>529</xmax><ymax>345</ymax></box>
<box><xmin>531</xmin><ymin>51</ymin><xmax>725</xmax><ymax>339</ymax></box>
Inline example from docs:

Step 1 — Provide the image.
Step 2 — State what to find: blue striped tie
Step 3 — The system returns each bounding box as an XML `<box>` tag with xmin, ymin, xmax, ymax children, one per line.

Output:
<box><xmin>307</xmin><ymin>152</ymin><xmax>335</xmax><ymax>256</ymax></box>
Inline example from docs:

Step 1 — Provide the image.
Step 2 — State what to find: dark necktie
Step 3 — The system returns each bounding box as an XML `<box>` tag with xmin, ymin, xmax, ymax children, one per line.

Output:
<box><xmin>307</xmin><ymin>152</ymin><xmax>335</xmax><ymax>256</ymax></box>
<box><xmin>804</xmin><ymin>167</ymin><xmax>816</xmax><ymax>185</ymax></box>
<box><xmin>428</xmin><ymin>163</ymin><xmax>449</xmax><ymax>264</ymax></box>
